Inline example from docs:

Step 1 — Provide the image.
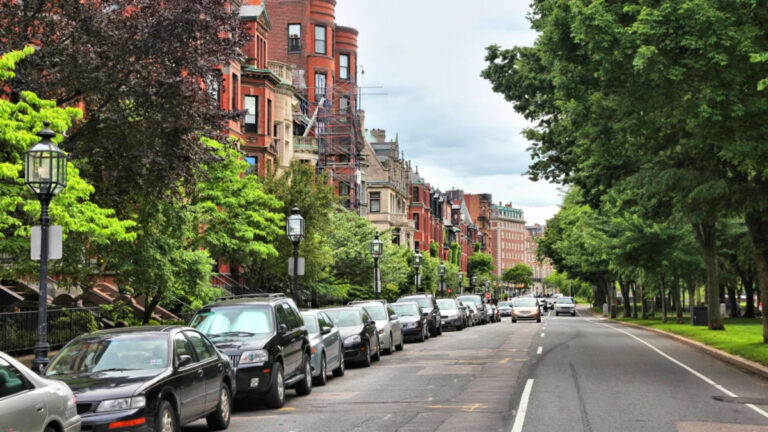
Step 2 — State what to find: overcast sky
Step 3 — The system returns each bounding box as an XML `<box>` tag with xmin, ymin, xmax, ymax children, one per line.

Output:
<box><xmin>334</xmin><ymin>1</ymin><xmax>562</xmax><ymax>225</ymax></box>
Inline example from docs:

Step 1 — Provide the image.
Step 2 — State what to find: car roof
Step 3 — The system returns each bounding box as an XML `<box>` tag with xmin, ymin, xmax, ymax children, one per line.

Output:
<box><xmin>201</xmin><ymin>293</ymin><xmax>289</xmax><ymax>308</ymax></box>
<box><xmin>398</xmin><ymin>294</ymin><xmax>432</xmax><ymax>299</ymax></box>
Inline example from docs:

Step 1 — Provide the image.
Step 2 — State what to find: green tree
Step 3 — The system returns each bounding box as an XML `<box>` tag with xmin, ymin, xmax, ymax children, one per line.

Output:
<box><xmin>503</xmin><ymin>264</ymin><xmax>533</xmax><ymax>291</ymax></box>
<box><xmin>467</xmin><ymin>252</ymin><xmax>494</xmax><ymax>277</ymax></box>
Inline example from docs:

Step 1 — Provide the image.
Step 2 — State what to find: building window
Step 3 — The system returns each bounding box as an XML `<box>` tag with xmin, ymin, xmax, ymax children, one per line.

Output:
<box><xmin>339</xmin><ymin>96</ymin><xmax>349</xmax><ymax>112</ymax></box>
<box><xmin>231</xmin><ymin>74</ymin><xmax>239</xmax><ymax>111</ymax></box>
<box><xmin>267</xmin><ymin>99</ymin><xmax>273</xmax><ymax>136</ymax></box>
<box><xmin>245</xmin><ymin>156</ymin><xmax>258</xmax><ymax>175</ymax></box>
<box><xmin>339</xmin><ymin>54</ymin><xmax>349</xmax><ymax>80</ymax></box>
<box><xmin>339</xmin><ymin>182</ymin><xmax>350</xmax><ymax>208</ymax></box>
<box><xmin>413</xmin><ymin>187</ymin><xmax>419</xmax><ymax>202</ymax></box>
<box><xmin>370</xmin><ymin>192</ymin><xmax>381</xmax><ymax>213</ymax></box>
<box><xmin>315</xmin><ymin>72</ymin><xmax>326</xmax><ymax>100</ymax></box>
<box><xmin>288</xmin><ymin>24</ymin><xmax>301</xmax><ymax>52</ymax></box>
<box><xmin>413</xmin><ymin>213</ymin><xmax>420</xmax><ymax>230</ymax></box>
<box><xmin>207</xmin><ymin>71</ymin><xmax>220</xmax><ymax>105</ymax></box>
<box><xmin>315</xmin><ymin>25</ymin><xmax>326</xmax><ymax>54</ymax></box>
<box><xmin>244</xmin><ymin>95</ymin><xmax>258</xmax><ymax>133</ymax></box>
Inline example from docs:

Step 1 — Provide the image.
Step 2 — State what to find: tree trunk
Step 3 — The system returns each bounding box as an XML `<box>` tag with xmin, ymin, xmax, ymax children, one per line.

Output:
<box><xmin>687</xmin><ymin>278</ymin><xmax>696</xmax><ymax>323</ymax></box>
<box><xmin>692</xmin><ymin>221</ymin><xmax>725</xmax><ymax>330</ymax></box>
<box><xmin>660</xmin><ymin>275</ymin><xmax>668</xmax><ymax>323</ymax></box>
<box><xmin>143</xmin><ymin>292</ymin><xmax>162</xmax><ymax>324</ymax></box>
<box><xmin>673</xmin><ymin>271</ymin><xmax>683</xmax><ymax>324</ymax></box>
<box><xmin>620</xmin><ymin>280</ymin><xmax>631</xmax><ymax>317</ymax></box>
<box><xmin>727</xmin><ymin>283</ymin><xmax>739</xmax><ymax>318</ymax></box>
<box><xmin>744</xmin><ymin>211</ymin><xmax>768</xmax><ymax>343</ymax></box>
<box><xmin>740</xmin><ymin>269</ymin><xmax>755</xmax><ymax>319</ymax></box>
<box><xmin>631</xmin><ymin>282</ymin><xmax>638</xmax><ymax>318</ymax></box>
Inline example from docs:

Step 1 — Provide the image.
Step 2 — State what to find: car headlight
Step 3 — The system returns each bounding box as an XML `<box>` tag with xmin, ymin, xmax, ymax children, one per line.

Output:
<box><xmin>96</xmin><ymin>396</ymin><xmax>145</xmax><ymax>413</ymax></box>
<box><xmin>405</xmin><ymin>322</ymin><xmax>418</xmax><ymax>328</ymax></box>
<box><xmin>240</xmin><ymin>349</ymin><xmax>268</xmax><ymax>365</ymax></box>
<box><xmin>344</xmin><ymin>335</ymin><xmax>361</xmax><ymax>345</ymax></box>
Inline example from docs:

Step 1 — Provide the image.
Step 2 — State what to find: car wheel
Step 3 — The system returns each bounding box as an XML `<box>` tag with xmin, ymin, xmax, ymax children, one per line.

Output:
<box><xmin>332</xmin><ymin>351</ymin><xmax>345</xmax><ymax>377</ymax></box>
<box><xmin>425</xmin><ymin>326</ymin><xmax>430</xmax><ymax>339</ymax></box>
<box><xmin>295</xmin><ymin>353</ymin><xmax>313</xmax><ymax>396</ymax></box>
<box><xmin>156</xmin><ymin>400</ymin><xmax>178</xmax><ymax>432</ymax></box>
<box><xmin>396</xmin><ymin>332</ymin><xmax>405</xmax><ymax>351</ymax></box>
<box><xmin>206</xmin><ymin>383</ymin><xmax>231</xmax><ymax>430</ymax></box>
<box><xmin>418</xmin><ymin>327</ymin><xmax>425</xmax><ymax>342</ymax></box>
<box><xmin>512</xmin><ymin>319</ymin><xmax>517</xmax><ymax>323</ymax></box>
<box><xmin>437</xmin><ymin>323</ymin><xmax>443</xmax><ymax>335</ymax></box>
<box><xmin>384</xmin><ymin>332</ymin><xmax>394</xmax><ymax>354</ymax></box>
<box><xmin>572</xmin><ymin>312</ymin><xmax>576</xmax><ymax>317</ymax></box>
<box><xmin>44</xmin><ymin>426</ymin><xmax>57</xmax><ymax>432</ymax></box>
<box><xmin>372</xmin><ymin>337</ymin><xmax>381</xmax><ymax>362</ymax></box>
<box><xmin>361</xmin><ymin>341</ymin><xmax>372</xmax><ymax>367</ymax></box>
<box><xmin>265</xmin><ymin>363</ymin><xmax>286</xmax><ymax>408</ymax></box>
<box><xmin>537</xmin><ymin>316</ymin><xmax>541</xmax><ymax>323</ymax></box>
<box><xmin>313</xmin><ymin>353</ymin><xmax>328</xmax><ymax>386</ymax></box>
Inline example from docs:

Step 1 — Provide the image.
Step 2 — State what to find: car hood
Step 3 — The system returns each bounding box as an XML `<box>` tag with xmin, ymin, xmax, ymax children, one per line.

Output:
<box><xmin>398</xmin><ymin>316</ymin><xmax>420</xmax><ymax>324</ymax></box>
<box><xmin>55</xmin><ymin>370</ymin><xmax>166</xmax><ymax>401</ymax></box>
<box><xmin>440</xmin><ymin>309</ymin><xmax>458</xmax><ymax>315</ymax></box>
<box><xmin>338</xmin><ymin>325</ymin><xmax>364</xmax><ymax>339</ymax></box>
<box><xmin>209</xmin><ymin>334</ymin><xmax>273</xmax><ymax>350</ymax></box>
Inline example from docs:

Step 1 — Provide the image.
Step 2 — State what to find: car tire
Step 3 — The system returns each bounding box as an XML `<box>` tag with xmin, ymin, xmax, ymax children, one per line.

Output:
<box><xmin>44</xmin><ymin>426</ymin><xmax>57</xmax><ymax>432</ymax></box>
<box><xmin>372</xmin><ymin>337</ymin><xmax>381</xmax><ymax>362</ymax></box>
<box><xmin>555</xmin><ymin>312</ymin><xmax>559</xmax><ymax>316</ymax></box>
<box><xmin>396</xmin><ymin>332</ymin><xmax>405</xmax><ymax>351</ymax></box>
<box><xmin>536</xmin><ymin>316</ymin><xmax>541</xmax><ymax>323</ymax></box>
<box><xmin>361</xmin><ymin>341</ymin><xmax>372</xmax><ymax>367</ymax></box>
<box><xmin>384</xmin><ymin>332</ymin><xmax>394</xmax><ymax>354</ymax></box>
<box><xmin>265</xmin><ymin>363</ymin><xmax>286</xmax><ymax>408</ymax></box>
<box><xmin>332</xmin><ymin>352</ymin><xmax>345</xmax><ymax>377</ymax></box>
<box><xmin>313</xmin><ymin>353</ymin><xmax>328</xmax><ymax>386</ymax></box>
<box><xmin>572</xmin><ymin>312</ymin><xmax>576</xmax><ymax>317</ymax></box>
<box><xmin>437</xmin><ymin>323</ymin><xmax>443</xmax><ymax>335</ymax></box>
<box><xmin>206</xmin><ymin>383</ymin><xmax>232</xmax><ymax>431</ymax></box>
<box><xmin>156</xmin><ymin>400</ymin><xmax>178</xmax><ymax>432</ymax></box>
<box><xmin>418</xmin><ymin>327</ymin><xmax>426</xmax><ymax>342</ymax></box>
<box><xmin>294</xmin><ymin>354</ymin><xmax>313</xmax><ymax>396</ymax></box>
<box><xmin>512</xmin><ymin>319</ymin><xmax>517</xmax><ymax>323</ymax></box>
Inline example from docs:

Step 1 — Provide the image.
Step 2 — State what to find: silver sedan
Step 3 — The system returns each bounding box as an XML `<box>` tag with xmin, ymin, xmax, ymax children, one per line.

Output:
<box><xmin>0</xmin><ymin>351</ymin><xmax>80</xmax><ymax>432</ymax></box>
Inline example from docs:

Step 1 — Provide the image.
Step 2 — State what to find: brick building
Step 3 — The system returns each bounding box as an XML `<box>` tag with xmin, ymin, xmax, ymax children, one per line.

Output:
<box><xmin>464</xmin><ymin>193</ymin><xmax>493</xmax><ymax>254</ymax></box>
<box><xmin>490</xmin><ymin>203</ymin><xmax>527</xmax><ymax>277</ymax></box>
<box><xmin>526</xmin><ymin>224</ymin><xmax>555</xmax><ymax>293</ymax></box>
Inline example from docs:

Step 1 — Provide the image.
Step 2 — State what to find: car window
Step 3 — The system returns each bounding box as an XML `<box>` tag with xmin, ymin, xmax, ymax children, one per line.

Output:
<box><xmin>392</xmin><ymin>303</ymin><xmax>419</xmax><ymax>317</ymax></box>
<box><xmin>319</xmin><ymin>313</ymin><xmax>334</xmax><ymax>329</ymax></box>
<box><xmin>281</xmin><ymin>303</ymin><xmax>302</xmax><ymax>329</ymax></box>
<box><xmin>436</xmin><ymin>299</ymin><xmax>457</xmax><ymax>309</ymax></box>
<box><xmin>387</xmin><ymin>306</ymin><xmax>396</xmax><ymax>318</ymax></box>
<box><xmin>275</xmin><ymin>304</ymin><xmax>291</xmax><ymax>329</ymax></box>
<box><xmin>191</xmin><ymin>306</ymin><xmax>275</xmax><ymax>336</ymax></box>
<box><xmin>185</xmin><ymin>331</ymin><xmax>215</xmax><ymax>361</ymax></box>
<box><xmin>301</xmin><ymin>314</ymin><xmax>319</xmax><ymax>334</ymax></box>
<box><xmin>325</xmin><ymin>309</ymin><xmax>363</xmax><ymax>326</ymax></box>
<box><xmin>556</xmin><ymin>297</ymin><xmax>574</xmax><ymax>304</ymax></box>
<box><xmin>361</xmin><ymin>310</ymin><xmax>372</xmax><ymax>322</ymax></box>
<box><xmin>174</xmin><ymin>333</ymin><xmax>196</xmax><ymax>364</ymax></box>
<box><xmin>0</xmin><ymin>358</ymin><xmax>31</xmax><ymax>398</ymax></box>
<box><xmin>400</xmin><ymin>297</ymin><xmax>431</xmax><ymax>308</ymax></box>
<box><xmin>513</xmin><ymin>298</ymin><xmax>537</xmax><ymax>307</ymax></box>
<box><xmin>47</xmin><ymin>334</ymin><xmax>169</xmax><ymax>376</ymax></box>
<box><xmin>364</xmin><ymin>305</ymin><xmax>388</xmax><ymax>321</ymax></box>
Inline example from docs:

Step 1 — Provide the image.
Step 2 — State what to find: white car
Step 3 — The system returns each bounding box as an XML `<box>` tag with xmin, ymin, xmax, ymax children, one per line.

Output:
<box><xmin>0</xmin><ymin>351</ymin><xmax>80</xmax><ymax>432</ymax></box>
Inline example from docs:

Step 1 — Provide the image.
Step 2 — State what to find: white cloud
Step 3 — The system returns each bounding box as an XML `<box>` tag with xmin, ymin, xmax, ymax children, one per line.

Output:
<box><xmin>335</xmin><ymin>1</ymin><xmax>560</xmax><ymax>224</ymax></box>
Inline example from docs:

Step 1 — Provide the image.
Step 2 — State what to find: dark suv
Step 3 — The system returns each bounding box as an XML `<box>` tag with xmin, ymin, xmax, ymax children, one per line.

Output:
<box><xmin>190</xmin><ymin>293</ymin><xmax>312</xmax><ymax>409</ymax></box>
<box><xmin>397</xmin><ymin>294</ymin><xmax>442</xmax><ymax>336</ymax></box>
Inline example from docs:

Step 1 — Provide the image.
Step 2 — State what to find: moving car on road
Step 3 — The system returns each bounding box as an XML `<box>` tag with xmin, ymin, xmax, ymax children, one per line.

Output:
<box><xmin>358</xmin><ymin>302</ymin><xmax>404</xmax><ymax>354</ymax></box>
<box><xmin>397</xmin><ymin>294</ymin><xmax>442</xmax><ymax>336</ymax></box>
<box><xmin>1</xmin><ymin>350</ymin><xmax>80</xmax><ymax>432</ymax></box>
<box><xmin>554</xmin><ymin>297</ymin><xmax>577</xmax><ymax>316</ymax></box>
<box><xmin>511</xmin><ymin>297</ymin><xmax>542</xmax><ymax>323</ymax></box>
<box><xmin>436</xmin><ymin>298</ymin><xmax>465</xmax><ymax>330</ymax></box>
<box><xmin>191</xmin><ymin>293</ymin><xmax>312</xmax><ymax>409</ymax></box>
<box><xmin>457</xmin><ymin>295</ymin><xmax>487</xmax><ymax>324</ymax></box>
<box><xmin>391</xmin><ymin>302</ymin><xmax>429</xmax><ymax>342</ymax></box>
<box><xmin>324</xmin><ymin>307</ymin><xmax>381</xmax><ymax>367</ymax></box>
<box><xmin>301</xmin><ymin>310</ymin><xmax>345</xmax><ymax>386</ymax></box>
<box><xmin>45</xmin><ymin>326</ymin><xmax>234</xmax><ymax>431</ymax></box>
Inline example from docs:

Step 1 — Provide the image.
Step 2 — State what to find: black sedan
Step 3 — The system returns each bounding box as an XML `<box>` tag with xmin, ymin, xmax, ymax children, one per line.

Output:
<box><xmin>390</xmin><ymin>302</ymin><xmax>429</xmax><ymax>342</ymax></box>
<box><xmin>44</xmin><ymin>326</ymin><xmax>235</xmax><ymax>432</ymax></box>
<box><xmin>323</xmin><ymin>307</ymin><xmax>380</xmax><ymax>367</ymax></box>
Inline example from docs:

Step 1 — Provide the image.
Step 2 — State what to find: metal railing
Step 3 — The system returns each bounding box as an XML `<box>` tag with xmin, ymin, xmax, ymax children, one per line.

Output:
<box><xmin>0</xmin><ymin>307</ymin><xmax>102</xmax><ymax>353</ymax></box>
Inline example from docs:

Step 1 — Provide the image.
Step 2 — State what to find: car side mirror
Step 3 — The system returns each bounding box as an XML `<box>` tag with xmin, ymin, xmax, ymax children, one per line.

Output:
<box><xmin>367</xmin><ymin>320</ymin><xmax>376</xmax><ymax>326</ymax></box>
<box><xmin>177</xmin><ymin>354</ymin><xmax>193</xmax><ymax>368</ymax></box>
<box><xmin>321</xmin><ymin>327</ymin><xmax>331</xmax><ymax>335</ymax></box>
<box><xmin>390</xmin><ymin>314</ymin><xmax>398</xmax><ymax>320</ymax></box>
<box><xmin>278</xmin><ymin>324</ymin><xmax>288</xmax><ymax>335</ymax></box>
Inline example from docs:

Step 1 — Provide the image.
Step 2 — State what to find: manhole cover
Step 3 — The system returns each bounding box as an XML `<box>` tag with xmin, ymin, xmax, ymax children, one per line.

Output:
<box><xmin>712</xmin><ymin>395</ymin><xmax>768</xmax><ymax>405</ymax></box>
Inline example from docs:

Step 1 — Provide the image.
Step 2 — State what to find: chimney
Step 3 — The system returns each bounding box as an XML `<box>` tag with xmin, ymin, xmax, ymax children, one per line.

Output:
<box><xmin>371</xmin><ymin>129</ymin><xmax>386</xmax><ymax>142</ymax></box>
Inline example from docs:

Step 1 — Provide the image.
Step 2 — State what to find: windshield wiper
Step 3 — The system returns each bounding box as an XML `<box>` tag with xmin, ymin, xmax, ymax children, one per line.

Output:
<box><xmin>93</xmin><ymin>368</ymin><xmax>140</xmax><ymax>372</ymax></box>
<box><xmin>208</xmin><ymin>331</ymin><xmax>256</xmax><ymax>338</ymax></box>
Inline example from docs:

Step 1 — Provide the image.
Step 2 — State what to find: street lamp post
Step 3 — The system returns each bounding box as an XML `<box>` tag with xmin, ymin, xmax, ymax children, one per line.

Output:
<box><xmin>413</xmin><ymin>245</ymin><xmax>422</xmax><ymax>291</ymax></box>
<box><xmin>286</xmin><ymin>206</ymin><xmax>305</xmax><ymax>302</ymax></box>
<box><xmin>458</xmin><ymin>272</ymin><xmax>464</xmax><ymax>296</ymax></box>
<box><xmin>470</xmin><ymin>274</ymin><xmax>477</xmax><ymax>293</ymax></box>
<box><xmin>438</xmin><ymin>263</ymin><xmax>446</xmax><ymax>297</ymax></box>
<box><xmin>370</xmin><ymin>232</ymin><xmax>383</xmax><ymax>299</ymax></box>
<box><xmin>25</xmin><ymin>121</ymin><xmax>67</xmax><ymax>373</ymax></box>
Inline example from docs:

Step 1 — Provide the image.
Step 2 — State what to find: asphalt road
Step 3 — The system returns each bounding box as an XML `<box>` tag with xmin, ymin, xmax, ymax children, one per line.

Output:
<box><xmin>187</xmin><ymin>309</ymin><xmax>768</xmax><ymax>432</ymax></box>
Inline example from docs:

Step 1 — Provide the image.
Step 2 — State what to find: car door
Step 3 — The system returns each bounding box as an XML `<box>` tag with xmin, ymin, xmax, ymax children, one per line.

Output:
<box><xmin>0</xmin><ymin>358</ymin><xmax>46</xmax><ymax>432</ymax></box>
<box><xmin>319</xmin><ymin>312</ymin><xmax>341</xmax><ymax>367</ymax></box>
<box><xmin>387</xmin><ymin>306</ymin><xmax>402</xmax><ymax>344</ymax></box>
<box><xmin>184</xmin><ymin>330</ymin><xmax>223</xmax><ymax>412</ymax></box>
<box><xmin>173</xmin><ymin>332</ymin><xmax>206</xmax><ymax>425</ymax></box>
<box><xmin>361</xmin><ymin>310</ymin><xmax>376</xmax><ymax>350</ymax></box>
<box><xmin>277</xmin><ymin>303</ymin><xmax>302</xmax><ymax>376</ymax></box>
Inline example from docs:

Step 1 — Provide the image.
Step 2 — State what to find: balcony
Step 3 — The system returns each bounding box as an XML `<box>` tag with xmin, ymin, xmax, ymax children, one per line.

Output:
<box><xmin>268</xmin><ymin>60</ymin><xmax>292</xmax><ymax>83</ymax></box>
<box><xmin>293</xmin><ymin>136</ymin><xmax>318</xmax><ymax>153</ymax></box>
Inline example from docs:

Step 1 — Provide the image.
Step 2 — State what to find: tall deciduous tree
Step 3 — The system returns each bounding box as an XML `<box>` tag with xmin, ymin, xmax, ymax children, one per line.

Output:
<box><xmin>503</xmin><ymin>264</ymin><xmax>533</xmax><ymax>291</ymax></box>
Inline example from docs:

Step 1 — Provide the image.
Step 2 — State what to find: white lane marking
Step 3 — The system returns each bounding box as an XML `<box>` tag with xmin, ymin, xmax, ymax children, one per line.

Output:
<box><xmin>511</xmin><ymin>379</ymin><xmax>534</xmax><ymax>432</ymax></box>
<box><xmin>537</xmin><ymin>346</ymin><xmax>543</xmax><ymax>355</ymax></box>
<box><xmin>540</xmin><ymin>333</ymin><xmax>545</xmax><ymax>338</ymax></box>
<box><xmin>601</xmin><ymin>323</ymin><xmax>768</xmax><ymax>420</ymax></box>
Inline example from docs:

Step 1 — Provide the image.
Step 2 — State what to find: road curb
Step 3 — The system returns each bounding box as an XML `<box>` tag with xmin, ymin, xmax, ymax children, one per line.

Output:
<box><xmin>589</xmin><ymin>310</ymin><xmax>768</xmax><ymax>381</ymax></box>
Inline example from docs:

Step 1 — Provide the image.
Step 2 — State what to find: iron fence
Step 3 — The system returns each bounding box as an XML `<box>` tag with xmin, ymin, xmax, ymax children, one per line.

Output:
<box><xmin>0</xmin><ymin>307</ymin><xmax>102</xmax><ymax>353</ymax></box>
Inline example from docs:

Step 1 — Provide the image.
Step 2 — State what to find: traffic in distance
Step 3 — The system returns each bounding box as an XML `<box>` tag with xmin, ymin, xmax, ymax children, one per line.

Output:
<box><xmin>0</xmin><ymin>292</ymin><xmax>570</xmax><ymax>432</ymax></box>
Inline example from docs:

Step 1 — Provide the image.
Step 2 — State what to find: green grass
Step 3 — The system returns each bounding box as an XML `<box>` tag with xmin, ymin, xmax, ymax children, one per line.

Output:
<box><xmin>617</xmin><ymin>317</ymin><xmax>768</xmax><ymax>367</ymax></box>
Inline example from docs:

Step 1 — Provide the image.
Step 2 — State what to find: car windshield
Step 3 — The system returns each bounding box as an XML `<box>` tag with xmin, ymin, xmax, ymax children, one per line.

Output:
<box><xmin>364</xmin><ymin>305</ymin><xmax>388</xmax><ymax>321</ymax></box>
<box><xmin>436</xmin><ymin>299</ymin><xmax>457</xmax><ymax>310</ymax></box>
<box><xmin>401</xmin><ymin>297</ymin><xmax>431</xmax><ymax>309</ymax></box>
<box><xmin>302</xmin><ymin>314</ymin><xmax>319</xmax><ymax>334</ymax></box>
<box><xmin>325</xmin><ymin>309</ymin><xmax>363</xmax><ymax>327</ymax></box>
<box><xmin>191</xmin><ymin>306</ymin><xmax>274</xmax><ymax>338</ymax></box>
<box><xmin>392</xmin><ymin>303</ymin><xmax>419</xmax><ymax>317</ymax></box>
<box><xmin>499</xmin><ymin>301</ymin><xmax>511</xmax><ymax>307</ymax></box>
<box><xmin>513</xmin><ymin>298</ymin><xmax>537</xmax><ymax>307</ymax></box>
<box><xmin>556</xmin><ymin>297</ymin><xmax>574</xmax><ymax>304</ymax></box>
<box><xmin>457</xmin><ymin>295</ymin><xmax>481</xmax><ymax>305</ymax></box>
<box><xmin>46</xmin><ymin>334</ymin><xmax>168</xmax><ymax>377</ymax></box>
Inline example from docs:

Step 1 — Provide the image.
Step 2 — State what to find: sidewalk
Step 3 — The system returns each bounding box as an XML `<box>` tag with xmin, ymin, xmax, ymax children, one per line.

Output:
<box><xmin>588</xmin><ymin>309</ymin><xmax>768</xmax><ymax>380</ymax></box>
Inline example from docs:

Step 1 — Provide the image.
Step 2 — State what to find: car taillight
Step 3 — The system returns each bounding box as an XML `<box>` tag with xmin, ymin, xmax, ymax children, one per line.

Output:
<box><xmin>72</xmin><ymin>394</ymin><xmax>77</xmax><ymax>405</ymax></box>
<box><xmin>378</xmin><ymin>329</ymin><xmax>384</xmax><ymax>334</ymax></box>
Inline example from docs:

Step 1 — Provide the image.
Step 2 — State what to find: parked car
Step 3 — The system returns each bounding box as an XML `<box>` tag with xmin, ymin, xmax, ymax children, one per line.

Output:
<box><xmin>511</xmin><ymin>297</ymin><xmax>542</xmax><ymax>323</ymax></box>
<box><xmin>457</xmin><ymin>300</ymin><xmax>472</xmax><ymax>325</ymax></box>
<box><xmin>1</xmin><ymin>351</ymin><xmax>80</xmax><ymax>432</ymax></box>
<box><xmin>324</xmin><ymin>307</ymin><xmax>381</xmax><ymax>367</ymax></box>
<box><xmin>465</xmin><ymin>302</ymin><xmax>480</xmax><ymax>326</ymax></box>
<box><xmin>190</xmin><ymin>293</ymin><xmax>312</xmax><ymax>409</ymax></box>
<box><xmin>436</xmin><ymin>298</ymin><xmax>465</xmax><ymax>330</ymax></box>
<box><xmin>391</xmin><ymin>302</ymin><xmax>429</xmax><ymax>342</ymax></box>
<box><xmin>498</xmin><ymin>301</ymin><xmax>512</xmax><ymax>317</ymax></box>
<box><xmin>457</xmin><ymin>295</ymin><xmax>487</xmax><ymax>324</ymax></box>
<box><xmin>357</xmin><ymin>302</ymin><xmax>404</xmax><ymax>354</ymax></box>
<box><xmin>486</xmin><ymin>304</ymin><xmax>499</xmax><ymax>323</ymax></box>
<box><xmin>554</xmin><ymin>296</ymin><xmax>577</xmax><ymax>317</ymax></box>
<box><xmin>45</xmin><ymin>326</ymin><xmax>234</xmax><ymax>431</ymax></box>
<box><xmin>397</xmin><ymin>294</ymin><xmax>442</xmax><ymax>336</ymax></box>
<box><xmin>301</xmin><ymin>310</ymin><xmax>345</xmax><ymax>386</ymax></box>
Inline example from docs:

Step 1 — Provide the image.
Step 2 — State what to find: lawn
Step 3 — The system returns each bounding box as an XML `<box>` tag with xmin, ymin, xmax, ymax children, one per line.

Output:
<box><xmin>617</xmin><ymin>317</ymin><xmax>768</xmax><ymax>367</ymax></box>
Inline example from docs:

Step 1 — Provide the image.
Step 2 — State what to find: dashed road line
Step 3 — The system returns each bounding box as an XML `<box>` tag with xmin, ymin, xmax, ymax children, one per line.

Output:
<box><xmin>537</xmin><ymin>346</ymin><xmax>543</xmax><ymax>355</ymax></box>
